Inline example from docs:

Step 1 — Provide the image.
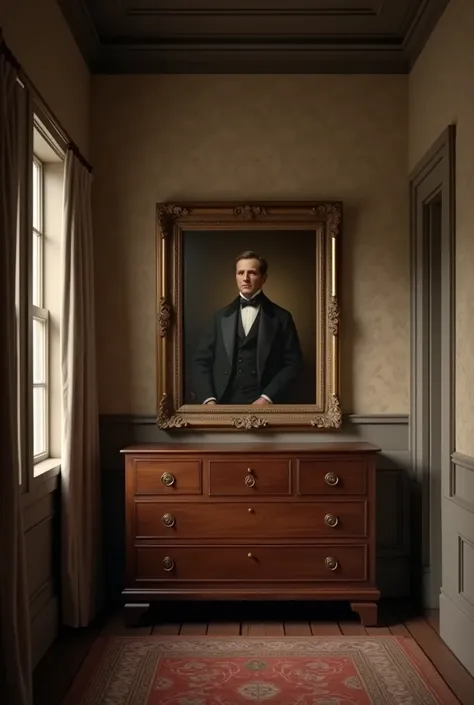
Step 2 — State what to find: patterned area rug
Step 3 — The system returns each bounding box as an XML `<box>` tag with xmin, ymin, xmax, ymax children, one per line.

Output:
<box><xmin>63</xmin><ymin>636</ymin><xmax>458</xmax><ymax>704</ymax></box>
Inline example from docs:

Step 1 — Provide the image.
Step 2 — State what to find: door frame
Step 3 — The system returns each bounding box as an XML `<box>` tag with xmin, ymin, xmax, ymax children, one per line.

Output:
<box><xmin>409</xmin><ymin>124</ymin><xmax>455</xmax><ymax>608</ymax></box>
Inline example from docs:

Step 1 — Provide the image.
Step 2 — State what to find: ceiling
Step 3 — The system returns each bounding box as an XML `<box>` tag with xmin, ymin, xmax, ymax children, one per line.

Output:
<box><xmin>58</xmin><ymin>0</ymin><xmax>451</xmax><ymax>74</ymax></box>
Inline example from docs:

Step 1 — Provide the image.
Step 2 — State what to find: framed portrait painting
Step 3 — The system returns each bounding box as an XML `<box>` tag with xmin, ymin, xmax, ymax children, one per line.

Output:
<box><xmin>156</xmin><ymin>201</ymin><xmax>342</xmax><ymax>431</ymax></box>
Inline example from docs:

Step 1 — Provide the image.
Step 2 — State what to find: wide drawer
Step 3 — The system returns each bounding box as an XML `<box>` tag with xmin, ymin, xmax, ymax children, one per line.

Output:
<box><xmin>208</xmin><ymin>459</ymin><xmax>291</xmax><ymax>495</ymax></box>
<box><xmin>135</xmin><ymin>500</ymin><xmax>367</xmax><ymax>539</ymax></box>
<box><xmin>133</xmin><ymin>458</ymin><xmax>202</xmax><ymax>495</ymax></box>
<box><xmin>135</xmin><ymin>544</ymin><xmax>368</xmax><ymax>582</ymax></box>
<box><xmin>297</xmin><ymin>458</ymin><xmax>367</xmax><ymax>496</ymax></box>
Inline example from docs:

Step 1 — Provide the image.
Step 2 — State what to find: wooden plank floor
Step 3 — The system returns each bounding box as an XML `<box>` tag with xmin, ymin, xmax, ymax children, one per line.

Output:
<box><xmin>33</xmin><ymin>600</ymin><xmax>474</xmax><ymax>705</ymax></box>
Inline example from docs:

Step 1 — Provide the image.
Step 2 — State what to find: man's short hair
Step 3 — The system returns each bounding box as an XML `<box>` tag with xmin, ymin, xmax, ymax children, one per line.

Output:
<box><xmin>235</xmin><ymin>250</ymin><xmax>268</xmax><ymax>276</ymax></box>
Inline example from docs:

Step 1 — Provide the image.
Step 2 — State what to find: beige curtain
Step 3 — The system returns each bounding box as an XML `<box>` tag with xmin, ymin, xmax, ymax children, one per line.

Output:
<box><xmin>0</xmin><ymin>51</ymin><xmax>33</xmax><ymax>705</ymax></box>
<box><xmin>61</xmin><ymin>149</ymin><xmax>102</xmax><ymax>627</ymax></box>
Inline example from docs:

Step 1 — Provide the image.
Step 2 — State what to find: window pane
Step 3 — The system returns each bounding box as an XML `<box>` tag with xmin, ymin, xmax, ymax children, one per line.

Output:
<box><xmin>33</xmin><ymin>317</ymin><xmax>46</xmax><ymax>384</ymax></box>
<box><xmin>32</xmin><ymin>232</ymin><xmax>41</xmax><ymax>307</ymax></box>
<box><xmin>33</xmin><ymin>385</ymin><xmax>46</xmax><ymax>457</ymax></box>
<box><xmin>32</xmin><ymin>160</ymin><xmax>41</xmax><ymax>231</ymax></box>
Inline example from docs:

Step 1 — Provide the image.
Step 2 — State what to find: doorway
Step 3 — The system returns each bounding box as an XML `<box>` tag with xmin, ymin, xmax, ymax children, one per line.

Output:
<box><xmin>409</xmin><ymin>126</ymin><xmax>474</xmax><ymax>676</ymax></box>
<box><xmin>410</xmin><ymin>125</ymin><xmax>455</xmax><ymax>610</ymax></box>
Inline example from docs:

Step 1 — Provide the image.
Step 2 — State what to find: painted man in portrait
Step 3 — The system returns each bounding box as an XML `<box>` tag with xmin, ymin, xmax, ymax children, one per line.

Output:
<box><xmin>191</xmin><ymin>250</ymin><xmax>303</xmax><ymax>405</ymax></box>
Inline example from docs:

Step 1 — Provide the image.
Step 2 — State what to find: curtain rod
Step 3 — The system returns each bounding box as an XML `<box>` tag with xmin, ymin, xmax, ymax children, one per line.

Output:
<box><xmin>0</xmin><ymin>32</ymin><xmax>93</xmax><ymax>174</ymax></box>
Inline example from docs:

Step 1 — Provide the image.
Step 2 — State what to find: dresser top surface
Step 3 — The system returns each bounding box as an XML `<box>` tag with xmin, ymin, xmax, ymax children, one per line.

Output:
<box><xmin>121</xmin><ymin>442</ymin><xmax>380</xmax><ymax>455</ymax></box>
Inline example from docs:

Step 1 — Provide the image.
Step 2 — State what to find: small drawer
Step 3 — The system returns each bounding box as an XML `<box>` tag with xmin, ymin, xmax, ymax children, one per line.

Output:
<box><xmin>134</xmin><ymin>458</ymin><xmax>202</xmax><ymax>495</ymax></box>
<box><xmin>135</xmin><ymin>544</ymin><xmax>368</xmax><ymax>582</ymax></box>
<box><xmin>297</xmin><ymin>458</ymin><xmax>367</xmax><ymax>496</ymax></box>
<box><xmin>209</xmin><ymin>459</ymin><xmax>291</xmax><ymax>496</ymax></box>
<box><xmin>135</xmin><ymin>500</ymin><xmax>367</xmax><ymax>539</ymax></box>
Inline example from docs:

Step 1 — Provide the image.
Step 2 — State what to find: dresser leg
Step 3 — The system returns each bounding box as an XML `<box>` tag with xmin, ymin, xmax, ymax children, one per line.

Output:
<box><xmin>350</xmin><ymin>602</ymin><xmax>378</xmax><ymax>627</ymax></box>
<box><xmin>124</xmin><ymin>602</ymin><xmax>151</xmax><ymax>627</ymax></box>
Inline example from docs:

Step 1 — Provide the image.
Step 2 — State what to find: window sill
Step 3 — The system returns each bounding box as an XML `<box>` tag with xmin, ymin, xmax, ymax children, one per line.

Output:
<box><xmin>34</xmin><ymin>457</ymin><xmax>61</xmax><ymax>478</ymax></box>
<box><xmin>22</xmin><ymin>458</ymin><xmax>61</xmax><ymax>508</ymax></box>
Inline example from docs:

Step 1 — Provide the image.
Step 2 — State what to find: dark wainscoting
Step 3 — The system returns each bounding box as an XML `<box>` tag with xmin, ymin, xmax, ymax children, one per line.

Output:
<box><xmin>100</xmin><ymin>414</ymin><xmax>411</xmax><ymax>601</ymax></box>
<box><xmin>23</xmin><ymin>482</ymin><xmax>61</xmax><ymax>667</ymax></box>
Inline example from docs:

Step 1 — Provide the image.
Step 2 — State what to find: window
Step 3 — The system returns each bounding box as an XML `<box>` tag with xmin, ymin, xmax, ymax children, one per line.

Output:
<box><xmin>15</xmin><ymin>102</ymin><xmax>65</xmax><ymax>489</ymax></box>
<box><xmin>30</xmin><ymin>119</ymin><xmax>65</xmax><ymax>479</ymax></box>
<box><xmin>32</xmin><ymin>157</ymin><xmax>49</xmax><ymax>463</ymax></box>
<box><xmin>15</xmin><ymin>99</ymin><xmax>65</xmax><ymax>492</ymax></box>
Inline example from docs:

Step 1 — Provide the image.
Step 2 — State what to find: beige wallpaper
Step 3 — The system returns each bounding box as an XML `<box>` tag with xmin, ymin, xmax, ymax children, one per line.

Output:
<box><xmin>1</xmin><ymin>0</ymin><xmax>91</xmax><ymax>155</ymax></box>
<box><xmin>409</xmin><ymin>0</ymin><xmax>474</xmax><ymax>455</ymax></box>
<box><xmin>92</xmin><ymin>74</ymin><xmax>409</xmax><ymax>416</ymax></box>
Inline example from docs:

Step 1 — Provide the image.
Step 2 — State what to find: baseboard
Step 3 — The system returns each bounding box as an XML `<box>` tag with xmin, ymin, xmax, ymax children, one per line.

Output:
<box><xmin>440</xmin><ymin>591</ymin><xmax>474</xmax><ymax>677</ymax></box>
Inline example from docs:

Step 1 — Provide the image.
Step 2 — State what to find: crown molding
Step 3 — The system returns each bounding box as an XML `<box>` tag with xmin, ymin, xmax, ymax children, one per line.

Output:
<box><xmin>93</xmin><ymin>42</ymin><xmax>407</xmax><ymax>74</ymax></box>
<box><xmin>57</xmin><ymin>0</ymin><xmax>101</xmax><ymax>68</ymax></box>
<box><xmin>57</xmin><ymin>0</ymin><xmax>451</xmax><ymax>74</ymax></box>
<box><xmin>403</xmin><ymin>0</ymin><xmax>451</xmax><ymax>68</ymax></box>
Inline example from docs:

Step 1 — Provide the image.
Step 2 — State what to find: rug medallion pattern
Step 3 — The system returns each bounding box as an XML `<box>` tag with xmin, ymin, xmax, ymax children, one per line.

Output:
<box><xmin>65</xmin><ymin>637</ymin><xmax>457</xmax><ymax>705</ymax></box>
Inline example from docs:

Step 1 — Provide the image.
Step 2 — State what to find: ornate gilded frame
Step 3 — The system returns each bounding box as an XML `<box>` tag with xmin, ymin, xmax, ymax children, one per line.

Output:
<box><xmin>156</xmin><ymin>201</ymin><xmax>342</xmax><ymax>430</ymax></box>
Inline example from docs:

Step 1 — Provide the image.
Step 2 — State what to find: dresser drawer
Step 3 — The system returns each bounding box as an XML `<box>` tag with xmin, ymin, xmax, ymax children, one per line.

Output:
<box><xmin>297</xmin><ymin>458</ymin><xmax>367</xmax><ymax>496</ymax></box>
<box><xmin>208</xmin><ymin>459</ymin><xmax>291</xmax><ymax>495</ymax></box>
<box><xmin>135</xmin><ymin>500</ymin><xmax>367</xmax><ymax>539</ymax></box>
<box><xmin>135</xmin><ymin>544</ymin><xmax>368</xmax><ymax>582</ymax></box>
<box><xmin>134</xmin><ymin>459</ymin><xmax>202</xmax><ymax>495</ymax></box>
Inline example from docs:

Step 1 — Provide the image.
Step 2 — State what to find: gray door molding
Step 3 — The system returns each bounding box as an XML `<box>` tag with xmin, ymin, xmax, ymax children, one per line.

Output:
<box><xmin>409</xmin><ymin>125</ymin><xmax>455</xmax><ymax>608</ymax></box>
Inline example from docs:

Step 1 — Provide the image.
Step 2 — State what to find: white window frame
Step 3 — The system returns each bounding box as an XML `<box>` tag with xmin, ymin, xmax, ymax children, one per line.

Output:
<box><xmin>32</xmin><ymin>156</ymin><xmax>50</xmax><ymax>465</ymax></box>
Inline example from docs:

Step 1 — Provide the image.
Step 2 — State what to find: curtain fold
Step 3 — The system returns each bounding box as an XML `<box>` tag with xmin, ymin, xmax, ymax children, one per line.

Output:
<box><xmin>60</xmin><ymin>149</ymin><xmax>102</xmax><ymax>628</ymax></box>
<box><xmin>0</xmin><ymin>52</ymin><xmax>33</xmax><ymax>705</ymax></box>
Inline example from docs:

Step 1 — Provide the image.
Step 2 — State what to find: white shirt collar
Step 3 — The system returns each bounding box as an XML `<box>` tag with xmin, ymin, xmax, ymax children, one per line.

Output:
<box><xmin>239</xmin><ymin>289</ymin><xmax>262</xmax><ymax>302</ymax></box>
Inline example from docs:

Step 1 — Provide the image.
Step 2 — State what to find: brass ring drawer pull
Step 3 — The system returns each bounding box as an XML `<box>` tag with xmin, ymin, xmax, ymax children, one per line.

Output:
<box><xmin>163</xmin><ymin>557</ymin><xmax>175</xmax><ymax>571</ymax></box>
<box><xmin>161</xmin><ymin>472</ymin><xmax>175</xmax><ymax>487</ymax></box>
<box><xmin>325</xmin><ymin>556</ymin><xmax>339</xmax><ymax>571</ymax></box>
<box><xmin>245</xmin><ymin>474</ymin><xmax>256</xmax><ymax>488</ymax></box>
<box><xmin>162</xmin><ymin>513</ymin><xmax>175</xmax><ymax>527</ymax></box>
<box><xmin>324</xmin><ymin>513</ymin><xmax>339</xmax><ymax>528</ymax></box>
<box><xmin>324</xmin><ymin>472</ymin><xmax>339</xmax><ymax>486</ymax></box>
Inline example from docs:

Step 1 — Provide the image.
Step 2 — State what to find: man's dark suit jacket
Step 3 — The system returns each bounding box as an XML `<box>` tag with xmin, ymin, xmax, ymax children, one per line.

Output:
<box><xmin>191</xmin><ymin>293</ymin><xmax>303</xmax><ymax>404</ymax></box>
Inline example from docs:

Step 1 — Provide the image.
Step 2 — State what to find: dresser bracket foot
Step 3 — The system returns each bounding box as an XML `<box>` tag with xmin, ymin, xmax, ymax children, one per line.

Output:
<box><xmin>350</xmin><ymin>602</ymin><xmax>378</xmax><ymax>627</ymax></box>
<box><xmin>124</xmin><ymin>602</ymin><xmax>151</xmax><ymax>628</ymax></box>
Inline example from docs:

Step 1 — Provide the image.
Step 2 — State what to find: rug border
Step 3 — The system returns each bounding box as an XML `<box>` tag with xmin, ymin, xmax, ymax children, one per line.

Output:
<box><xmin>395</xmin><ymin>635</ymin><xmax>459</xmax><ymax>704</ymax></box>
<box><xmin>61</xmin><ymin>635</ymin><xmax>459</xmax><ymax>705</ymax></box>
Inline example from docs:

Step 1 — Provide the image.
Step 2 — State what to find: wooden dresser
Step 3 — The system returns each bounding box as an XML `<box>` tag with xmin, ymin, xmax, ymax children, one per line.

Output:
<box><xmin>121</xmin><ymin>442</ymin><xmax>381</xmax><ymax>626</ymax></box>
